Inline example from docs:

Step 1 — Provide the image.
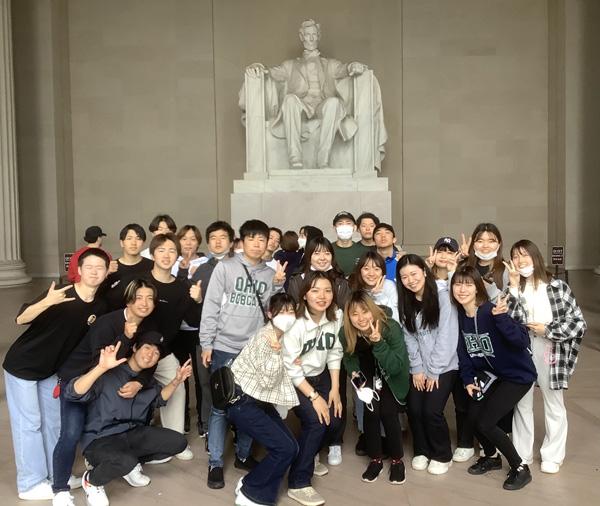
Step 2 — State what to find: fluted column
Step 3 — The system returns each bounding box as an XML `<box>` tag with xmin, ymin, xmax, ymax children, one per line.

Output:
<box><xmin>0</xmin><ymin>0</ymin><xmax>30</xmax><ymax>286</ymax></box>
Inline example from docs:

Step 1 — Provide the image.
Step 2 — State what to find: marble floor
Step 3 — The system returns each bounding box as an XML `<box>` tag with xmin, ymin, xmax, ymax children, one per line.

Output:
<box><xmin>0</xmin><ymin>272</ymin><xmax>599</xmax><ymax>506</ymax></box>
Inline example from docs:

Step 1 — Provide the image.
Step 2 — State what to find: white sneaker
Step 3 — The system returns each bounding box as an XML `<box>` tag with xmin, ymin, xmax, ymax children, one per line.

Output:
<box><xmin>235</xmin><ymin>477</ymin><xmax>244</xmax><ymax>495</ymax></box>
<box><xmin>123</xmin><ymin>463</ymin><xmax>151</xmax><ymax>487</ymax></box>
<box><xmin>68</xmin><ymin>474</ymin><xmax>82</xmax><ymax>490</ymax></box>
<box><xmin>82</xmin><ymin>472</ymin><xmax>109</xmax><ymax>506</ymax></box>
<box><xmin>411</xmin><ymin>455</ymin><xmax>429</xmax><ymax>471</ymax></box>
<box><xmin>453</xmin><ymin>447</ymin><xmax>475</xmax><ymax>462</ymax></box>
<box><xmin>145</xmin><ymin>456</ymin><xmax>172</xmax><ymax>464</ymax></box>
<box><xmin>235</xmin><ymin>488</ymin><xmax>262</xmax><ymax>506</ymax></box>
<box><xmin>53</xmin><ymin>491</ymin><xmax>75</xmax><ymax>506</ymax></box>
<box><xmin>175</xmin><ymin>445</ymin><xmax>194</xmax><ymax>461</ymax></box>
<box><xmin>18</xmin><ymin>481</ymin><xmax>54</xmax><ymax>501</ymax></box>
<box><xmin>313</xmin><ymin>454</ymin><xmax>328</xmax><ymax>476</ymax></box>
<box><xmin>327</xmin><ymin>445</ymin><xmax>342</xmax><ymax>466</ymax></box>
<box><xmin>427</xmin><ymin>459</ymin><xmax>452</xmax><ymax>475</ymax></box>
<box><xmin>53</xmin><ymin>490</ymin><xmax>76</xmax><ymax>506</ymax></box>
<box><xmin>287</xmin><ymin>486</ymin><xmax>326</xmax><ymax>506</ymax></box>
<box><xmin>541</xmin><ymin>461</ymin><xmax>560</xmax><ymax>474</ymax></box>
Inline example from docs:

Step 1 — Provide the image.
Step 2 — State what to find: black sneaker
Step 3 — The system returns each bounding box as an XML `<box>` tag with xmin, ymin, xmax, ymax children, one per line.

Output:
<box><xmin>468</xmin><ymin>455</ymin><xmax>503</xmax><ymax>475</ymax></box>
<box><xmin>389</xmin><ymin>460</ymin><xmax>406</xmax><ymax>485</ymax></box>
<box><xmin>503</xmin><ymin>464</ymin><xmax>532</xmax><ymax>490</ymax></box>
<box><xmin>234</xmin><ymin>456</ymin><xmax>259</xmax><ymax>471</ymax></box>
<box><xmin>361</xmin><ymin>460</ymin><xmax>384</xmax><ymax>482</ymax></box>
<box><xmin>355</xmin><ymin>433</ymin><xmax>367</xmax><ymax>456</ymax></box>
<box><xmin>207</xmin><ymin>466</ymin><xmax>224</xmax><ymax>489</ymax></box>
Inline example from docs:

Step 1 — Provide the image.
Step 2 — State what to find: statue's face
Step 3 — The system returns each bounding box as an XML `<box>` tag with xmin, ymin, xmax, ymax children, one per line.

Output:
<box><xmin>300</xmin><ymin>25</ymin><xmax>320</xmax><ymax>51</ymax></box>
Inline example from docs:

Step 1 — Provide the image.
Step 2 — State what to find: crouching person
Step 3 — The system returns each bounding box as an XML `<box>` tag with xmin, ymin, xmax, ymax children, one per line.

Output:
<box><xmin>64</xmin><ymin>332</ymin><xmax>191</xmax><ymax>506</ymax></box>
<box><xmin>227</xmin><ymin>293</ymin><xmax>300</xmax><ymax>506</ymax></box>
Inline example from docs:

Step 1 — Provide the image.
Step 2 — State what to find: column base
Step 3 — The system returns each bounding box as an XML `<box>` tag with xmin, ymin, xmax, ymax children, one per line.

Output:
<box><xmin>594</xmin><ymin>266</ymin><xmax>600</xmax><ymax>276</ymax></box>
<box><xmin>0</xmin><ymin>260</ymin><xmax>32</xmax><ymax>287</ymax></box>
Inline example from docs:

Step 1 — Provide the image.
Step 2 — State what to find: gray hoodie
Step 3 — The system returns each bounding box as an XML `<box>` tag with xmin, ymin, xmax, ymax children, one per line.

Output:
<box><xmin>199</xmin><ymin>254</ymin><xmax>283</xmax><ymax>354</ymax></box>
<box><xmin>402</xmin><ymin>285</ymin><xmax>459</xmax><ymax>380</ymax></box>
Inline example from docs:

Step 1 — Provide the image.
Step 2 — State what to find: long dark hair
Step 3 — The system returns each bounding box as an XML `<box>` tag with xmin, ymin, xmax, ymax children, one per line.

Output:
<box><xmin>349</xmin><ymin>251</ymin><xmax>386</xmax><ymax>291</ymax></box>
<box><xmin>450</xmin><ymin>265</ymin><xmax>490</xmax><ymax>308</ymax></box>
<box><xmin>510</xmin><ymin>239</ymin><xmax>552</xmax><ymax>291</ymax></box>
<box><xmin>466</xmin><ymin>223</ymin><xmax>506</xmax><ymax>289</ymax></box>
<box><xmin>396</xmin><ymin>254</ymin><xmax>439</xmax><ymax>333</ymax></box>
<box><xmin>301</xmin><ymin>236</ymin><xmax>344</xmax><ymax>278</ymax></box>
<box><xmin>296</xmin><ymin>271</ymin><xmax>338</xmax><ymax>322</ymax></box>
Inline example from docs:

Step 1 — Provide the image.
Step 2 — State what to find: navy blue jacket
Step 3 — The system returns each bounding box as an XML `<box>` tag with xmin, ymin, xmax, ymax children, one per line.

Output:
<box><xmin>457</xmin><ymin>301</ymin><xmax>536</xmax><ymax>386</ymax></box>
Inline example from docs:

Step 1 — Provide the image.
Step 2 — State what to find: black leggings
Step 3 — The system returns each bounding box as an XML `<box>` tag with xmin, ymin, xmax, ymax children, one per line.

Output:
<box><xmin>364</xmin><ymin>379</ymin><xmax>403</xmax><ymax>460</ymax></box>
<box><xmin>466</xmin><ymin>379</ymin><xmax>532</xmax><ymax>468</ymax></box>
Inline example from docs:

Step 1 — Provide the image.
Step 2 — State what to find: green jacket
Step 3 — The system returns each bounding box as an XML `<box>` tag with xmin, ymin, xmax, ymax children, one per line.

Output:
<box><xmin>339</xmin><ymin>319</ymin><xmax>410</xmax><ymax>405</ymax></box>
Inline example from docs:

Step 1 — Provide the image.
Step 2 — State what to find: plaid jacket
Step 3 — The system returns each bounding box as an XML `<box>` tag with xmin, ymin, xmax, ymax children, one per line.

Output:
<box><xmin>507</xmin><ymin>278</ymin><xmax>586</xmax><ymax>390</ymax></box>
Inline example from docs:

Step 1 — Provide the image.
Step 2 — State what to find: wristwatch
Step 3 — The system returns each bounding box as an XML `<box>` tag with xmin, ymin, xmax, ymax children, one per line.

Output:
<box><xmin>308</xmin><ymin>390</ymin><xmax>319</xmax><ymax>401</ymax></box>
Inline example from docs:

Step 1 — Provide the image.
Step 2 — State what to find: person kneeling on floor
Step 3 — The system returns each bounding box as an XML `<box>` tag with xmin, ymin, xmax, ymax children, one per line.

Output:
<box><xmin>64</xmin><ymin>331</ymin><xmax>191</xmax><ymax>506</ymax></box>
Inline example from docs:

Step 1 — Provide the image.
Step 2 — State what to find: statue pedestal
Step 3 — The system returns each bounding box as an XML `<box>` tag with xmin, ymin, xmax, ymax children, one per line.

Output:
<box><xmin>231</xmin><ymin>170</ymin><xmax>392</xmax><ymax>236</ymax></box>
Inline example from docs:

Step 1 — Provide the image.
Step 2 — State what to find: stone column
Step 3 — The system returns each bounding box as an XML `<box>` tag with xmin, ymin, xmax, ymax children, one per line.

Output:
<box><xmin>0</xmin><ymin>0</ymin><xmax>30</xmax><ymax>286</ymax></box>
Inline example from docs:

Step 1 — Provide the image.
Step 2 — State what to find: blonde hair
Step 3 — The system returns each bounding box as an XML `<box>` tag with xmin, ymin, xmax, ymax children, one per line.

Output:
<box><xmin>343</xmin><ymin>291</ymin><xmax>388</xmax><ymax>354</ymax></box>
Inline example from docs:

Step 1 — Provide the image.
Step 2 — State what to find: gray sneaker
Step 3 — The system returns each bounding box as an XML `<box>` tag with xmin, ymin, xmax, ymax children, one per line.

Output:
<box><xmin>287</xmin><ymin>486</ymin><xmax>325</xmax><ymax>506</ymax></box>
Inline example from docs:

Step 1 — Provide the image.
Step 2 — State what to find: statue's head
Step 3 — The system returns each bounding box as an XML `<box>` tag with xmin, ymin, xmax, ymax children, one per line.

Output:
<box><xmin>299</xmin><ymin>19</ymin><xmax>321</xmax><ymax>51</ymax></box>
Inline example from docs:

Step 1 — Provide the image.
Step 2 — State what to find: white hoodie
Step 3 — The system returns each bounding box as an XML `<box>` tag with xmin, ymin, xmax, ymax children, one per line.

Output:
<box><xmin>282</xmin><ymin>308</ymin><xmax>344</xmax><ymax>387</ymax></box>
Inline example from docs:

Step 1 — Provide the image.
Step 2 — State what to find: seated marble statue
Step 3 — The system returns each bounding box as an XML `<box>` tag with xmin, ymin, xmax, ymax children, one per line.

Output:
<box><xmin>242</xmin><ymin>19</ymin><xmax>386</xmax><ymax>171</ymax></box>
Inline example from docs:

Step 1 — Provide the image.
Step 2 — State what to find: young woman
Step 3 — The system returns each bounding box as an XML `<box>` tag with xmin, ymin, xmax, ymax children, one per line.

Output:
<box><xmin>451</xmin><ymin>265</ymin><xmax>536</xmax><ymax>491</ymax></box>
<box><xmin>396</xmin><ymin>254</ymin><xmax>459</xmax><ymax>475</ymax></box>
<box><xmin>426</xmin><ymin>236</ymin><xmax>461</xmax><ymax>288</ymax></box>
<box><xmin>506</xmin><ymin>240</ymin><xmax>586</xmax><ymax>474</ymax></box>
<box><xmin>350</xmin><ymin>251</ymin><xmax>399</xmax><ymax>322</ymax></box>
<box><xmin>460</xmin><ymin>223</ymin><xmax>509</xmax><ymax>302</ymax></box>
<box><xmin>283</xmin><ymin>271</ymin><xmax>343</xmax><ymax>506</ymax></box>
<box><xmin>227</xmin><ymin>293</ymin><xmax>300</xmax><ymax>506</ymax></box>
<box><xmin>339</xmin><ymin>291</ymin><xmax>409</xmax><ymax>484</ymax></box>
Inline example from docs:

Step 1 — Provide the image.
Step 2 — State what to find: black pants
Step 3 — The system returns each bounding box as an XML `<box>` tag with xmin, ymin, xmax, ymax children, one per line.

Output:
<box><xmin>323</xmin><ymin>365</ymin><xmax>347</xmax><ymax>447</ymax></box>
<box><xmin>364</xmin><ymin>380</ymin><xmax>403</xmax><ymax>460</ymax></box>
<box><xmin>407</xmin><ymin>370</ymin><xmax>457</xmax><ymax>462</ymax></box>
<box><xmin>83</xmin><ymin>426</ymin><xmax>187</xmax><ymax>486</ymax></box>
<box><xmin>466</xmin><ymin>379</ymin><xmax>532</xmax><ymax>469</ymax></box>
<box><xmin>172</xmin><ymin>329</ymin><xmax>203</xmax><ymax>427</ymax></box>
<box><xmin>452</xmin><ymin>375</ymin><xmax>473</xmax><ymax>448</ymax></box>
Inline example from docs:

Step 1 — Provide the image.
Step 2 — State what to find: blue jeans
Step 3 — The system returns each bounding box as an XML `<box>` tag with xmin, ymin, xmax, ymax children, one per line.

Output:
<box><xmin>227</xmin><ymin>395</ymin><xmax>298</xmax><ymax>505</ymax></box>
<box><xmin>52</xmin><ymin>388</ymin><xmax>87</xmax><ymax>492</ymax></box>
<box><xmin>4</xmin><ymin>371</ymin><xmax>60</xmax><ymax>493</ymax></box>
<box><xmin>207</xmin><ymin>350</ymin><xmax>253</xmax><ymax>467</ymax></box>
<box><xmin>288</xmin><ymin>370</ymin><xmax>341</xmax><ymax>489</ymax></box>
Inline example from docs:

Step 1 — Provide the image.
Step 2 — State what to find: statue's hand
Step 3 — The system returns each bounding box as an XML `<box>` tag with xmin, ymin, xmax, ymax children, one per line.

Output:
<box><xmin>348</xmin><ymin>62</ymin><xmax>367</xmax><ymax>76</ymax></box>
<box><xmin>246</xmin><ymin>63</ymin><xmax>267</xmax><ymax>78</ymax></box>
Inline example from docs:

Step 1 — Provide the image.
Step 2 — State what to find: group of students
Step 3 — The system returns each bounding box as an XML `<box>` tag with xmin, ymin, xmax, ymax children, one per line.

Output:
<box><xmin>2</xmin><ymin>211</ymin><xmax>587</xmax><ymax>506</ymax></box>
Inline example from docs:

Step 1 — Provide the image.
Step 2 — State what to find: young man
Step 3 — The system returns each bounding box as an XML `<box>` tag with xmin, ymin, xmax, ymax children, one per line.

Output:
<box><xmin>3</xmin><ymin>248</ymin><xmax>109</xmax><ymax>501</ymax></box>
<box><xmin>64</xmin><ymin>332</ymin><xmax>192</xmax><ymax>506</ymax></box>
<box><xmin>356</xmin><ymin>212</ymin><xmax>380</xmax><ymax>251</ymax></box>
<box><xmin>190</xmin><ymin>220</ymin><xmax>236</xmax><ymax>436</ymax></box>
<box><xmin>263</xmin><ymin>226</ymin><xmax>283</xmax><ymax>269</ymax></box>
<box><xmin>373</xmin><ymin>223</ymin><xmax>403</xmax><ymax>282</ymax></box>
<box><xmin>52</xmin><ymin>278</ymin><xmax>157</xmax><ymax>506</ymax></box>
<box><xmin>102</xmin><ymin>224</ymin><xmax>153</xmax><ymax>310</ymax></box>
<box><xmin>148</xmin><ymin>232</ymin><xmax>201</xmax><ymax>460</ymax></box>
<box><xmin>331</xmin><ymin>211</ymin><xmax>364</xmax><ymax>277</ymax></box>
<box><xmin>68</xmin><ymin>226</ymin><xmax>113</xmax><ymax>283</ymax></box>
<box><xmin>199</xmin><ymin>219</ymin><xmax>286</xmax><ymax>489</ymax></box>
<box><xmin>140</xmin><ymin>214</ymin><xmax>177</xmax><ymax>259</ymax></box>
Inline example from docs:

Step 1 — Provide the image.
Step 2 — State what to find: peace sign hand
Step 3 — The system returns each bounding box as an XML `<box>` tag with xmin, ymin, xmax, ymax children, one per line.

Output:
<box><xmin>446</xmin><ymin>251</ymin><xmax>461</xmax><ymax>274</ymax></box>
<box><xmin>45</xmin><ymin>281</ymin><xmax>76</xmax><ymax>306</ymax></box>
<box><xmin>173</xmin><ymin>358</ymin><xmax>193</xmax><ymax>386</ymax></box>
<box><xmin>274</xmin><ymin>260</ymin><xmax>288</xmax><ymax>285</ymax></box>
<box><xmin>372</xmin><ymin>275</ymin><xmax>385</xmax><ymax>294</ymax></box>
<box><xmin>190</xmin><ymin>280</ymin><xmax>202</xmax><ymax>303</ymax></box>
<box><xmin>425</xmin><ymin>246</ymin><xmax>437</xmax><ymax>268</ymax></box>
<box><xmin>491</xmin><ymin>294</ymin><xmax>509</xmax><ymax>316</ymax></box>
<box><xmin>368</xmin><ymin>319</ymin><xmax>381</xmax><ymax>343</ymax></box>
<box><xmin>502</xmin><ymin>260</ymin><xmax>520</xmax><ymax>288</ymax></box>
<box><xmin>459</xmin><ymin>233</ymin><xmax>472</xmax><ymax>259</ymax></box>
<box><xmin>98</xmin><ymin>341</ymin><xmax>127</xmax><ymax>371</ymax></box>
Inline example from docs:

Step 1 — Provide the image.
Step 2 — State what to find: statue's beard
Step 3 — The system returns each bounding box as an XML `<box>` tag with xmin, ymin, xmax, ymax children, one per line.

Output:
<box><xmin>303</xmin><ymin>48</ymin><xmax>321</xmax><ymax>59</ymax></box>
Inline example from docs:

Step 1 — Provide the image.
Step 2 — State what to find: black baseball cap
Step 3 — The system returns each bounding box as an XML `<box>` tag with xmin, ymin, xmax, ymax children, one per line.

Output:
<box><xmin>332</xmin><ymin>211</ymin><xmax>356</xmax><ymax>226</ymax></box>
<box><xmin>135</xmin><ymin>331</ymin><xmax>165</xmax><ymax>354</ymax></box>
<box><xmin>434</xmin><ymin>236</ymin><xmax>459</xmax><ymax>252</ymax></box>
<box><xmin>84</xmin><ymin>226</ymin><xmax>107</xmax><ymax>243</ymax></box>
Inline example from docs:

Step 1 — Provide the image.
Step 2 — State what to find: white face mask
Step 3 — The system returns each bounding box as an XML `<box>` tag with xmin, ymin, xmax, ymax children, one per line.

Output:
<box><xmin>297</xmin><ymin>237</ymin><xmax>307</xmax><ymax>249</ymax></box>
<box><xmin>518</xmin><ymin>265</ymin><xmax>534</xmax><ymax>278</ymax></box>
<box><xmin>356</xmin><ymin>386</ymin><xmax>380</xmax><ymax>412</ymax></box>
<box><xmin>272</xmin><ymin>314</ymin><xmax>296</xmax><ymax>333</ymax></box>
<box><xmin>475</xmin><ymin>249</ymin><xmax>498</xmax><ymax>261</ymax></box>
<box><xmin>212</xmin><ymin>252</ymin><xmax>227</xmax><ymax>260</ymax></box>
<box><xmin>336</xmin><ymin>225</ymin><xmax>354</xmax><ymax>241</ymax></box>
<box><xmin>234</xmin><ymin>249</ymin><xmax>243</xmax><ymax>254</ymax></box>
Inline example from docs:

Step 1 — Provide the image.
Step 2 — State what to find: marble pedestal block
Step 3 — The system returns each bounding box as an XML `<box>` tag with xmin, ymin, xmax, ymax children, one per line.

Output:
<box><xmin>231</xmin><ymin>172</ymin><xmax>392</xmax><ymax>237</ymax></box>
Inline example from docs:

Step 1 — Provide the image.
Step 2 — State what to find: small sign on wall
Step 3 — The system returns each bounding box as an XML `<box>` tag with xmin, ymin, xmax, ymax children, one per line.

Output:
<box><xmin>551</xmin><ymin>246</ymin><xmax>564</xmax><ymax>266</ymax></box>
<box><xmin>64</xmin><ymin>253</ymin><xmax>74</xmax><ymax>272</ymax></box>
